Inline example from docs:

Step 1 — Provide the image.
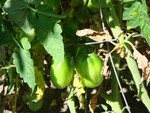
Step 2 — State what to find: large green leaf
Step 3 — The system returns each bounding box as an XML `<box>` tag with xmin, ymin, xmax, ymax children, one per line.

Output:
<box><xmin>123</xmin><ymin>1</ymin><xmax>150</xmax><ymax>45</ymax></box>
<box><xmin>3</xmin><ymin>0</ymin><xmax>35</xmax><ymax>37</ymax></box>
<box><xmin>12</xmin><ymin>44</ymin><xmax>35</xmax><ymax>92</ymax></box>
<box><xmin>31</xmin><ymin>6</ymin><xmax>64</xmax><ymax>62</ymax></box>
<box><xmin>126</xmin><ymin>56</ymin><xmax>150</xmax><ymax>112</ymax></box>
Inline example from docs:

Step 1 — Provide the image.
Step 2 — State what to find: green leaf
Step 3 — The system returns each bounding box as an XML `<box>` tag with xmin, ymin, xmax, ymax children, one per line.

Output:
<box><xmin>123</xmin><ymin>1</ymin><xmax>150</xmax><ymax>45</ymax></box>
<box><xmin>67</xmin><ymin>86</ymin><xmax>77</xmax><ymax>113</ymax></box>
<box><xmin>141</xmin><ymin>22</ymin><xmax>150</xmax><ymax>45</ymax></box>
<box><xmin>126</xmin><ymin>56</ymin><xmax>150</xmax><ymax>112</ymax></box>
<box><xmin>31</xmin><ymin>6</ymin><xmax>64</xmax><ymax>62</ymax></box>
<box><xmin>123</xmin><ymin>2</ymin><xmax>144</xmax><ymax>28</ymax></box>
<box><xmin>20</xmin><ymin>37</ymin><xmax>31</xmax><ymax>50</ymax></box>
<box><xmin>3</xmin><ymin>0</ymin><xmax>35</xmax><ymax>37</ymax></box>
<box><xmin>12</xmin><ymin>48</ymin><xmax>35</xmax><ymax>93</ymax></box>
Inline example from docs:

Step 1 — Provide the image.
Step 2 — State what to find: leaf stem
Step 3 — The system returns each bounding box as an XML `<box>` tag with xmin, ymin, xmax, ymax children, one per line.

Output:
<box><xmin>84</xmin><ymin>88</ymin><xmax>88</xmax><ymax>113</ymax></box>
<box><xmin>11</xmin><ymin>36</ymin><xmax>22</xmax><ymax>48</ymax></box>
<box><xmin>0</xmin><ymin>65</ymin><xmax>15</xmax><ymax>71</ymax></box>
<box><xmin>27</xmin><ymin>6</ymin><xmax>66</xmax><ymax>18</ymax></box>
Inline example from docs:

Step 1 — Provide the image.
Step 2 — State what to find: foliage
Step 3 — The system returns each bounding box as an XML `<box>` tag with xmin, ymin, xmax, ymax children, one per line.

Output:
<box><xmin>123</xmin><ymin>0</ymin><xmax>150</xmax><ymax>45</ymax></box>
<box><xmin>0</xmin><ymin>0</ymin><xmax>150</xmax><ymax>113</ymax></box>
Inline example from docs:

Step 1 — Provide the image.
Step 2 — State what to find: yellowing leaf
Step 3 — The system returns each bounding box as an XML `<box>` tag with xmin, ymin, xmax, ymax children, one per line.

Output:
<box><xmin>73</xmin><ymin>74</ymin><xmax>85</xmax><ymax>109</ymax></box>
<box><xmin>34</xmin><ymin>67</ymin><xmax>45</xmax><ymax>88</ymax></box>
<box><xmin>33</xmin><ymin>87</ymin><xmax>44</xmax><ymax>102</ymax></box>
<box><xmin>33</xmin><ymin>67</ymin><xmax>45</xmax><ymax>102</ymax></box>
<box><xmin>73</xmin><ymin>73</ymin><xmax>83</xmax><ymax>88</ymax></box>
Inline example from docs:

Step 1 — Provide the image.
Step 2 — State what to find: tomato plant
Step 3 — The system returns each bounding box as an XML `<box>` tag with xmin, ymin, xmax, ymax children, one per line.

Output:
<box><xmin>50</xmin><ymin>57</ymin><xmax>74</xmax><ymax>89</ymax></box>
<box><xmin>76</xmin><ymin>53</ymin><xmax>103</xmax><ymax>88</ymax></box>
<box><xmin>0</xmin><ymin>0</ymin><xmax>150</xmax><ymax>113</ymax></box>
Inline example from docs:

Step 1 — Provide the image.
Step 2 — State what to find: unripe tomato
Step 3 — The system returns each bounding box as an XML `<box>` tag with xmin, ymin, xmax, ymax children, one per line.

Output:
<box><xmin>76</xmin><ymin>53</ymin><xmax>103</xmax><ymax>88</ymax></box>
<box><xmin>50</xmin><ymin>57</ymin><xmax>74</xmax><ymax>89</ymax></box>
<box><xmin>87</xmin><ymin>0</ymin><xmax>99</xmax><ymax>12</ymax></box>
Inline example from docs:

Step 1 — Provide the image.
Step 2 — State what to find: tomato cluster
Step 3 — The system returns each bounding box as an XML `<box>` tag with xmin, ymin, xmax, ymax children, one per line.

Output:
<box><xmin>50</xmin><ymin>53</ymin><xmax>103</xmax><ymax>89</ymax></box>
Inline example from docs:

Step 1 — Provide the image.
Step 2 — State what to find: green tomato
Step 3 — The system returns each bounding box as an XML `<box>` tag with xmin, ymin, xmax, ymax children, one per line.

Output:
<box><xmin>76</xmin><ymin>53</ymin><xmax>103</xmax><ymax>88</ymax></box>
<box><xmin>87</xmin><ymin>0</ymin><xmax>99</xmax><ymax>12</ymax></box>
<box><xmin>87</xmin><ymin>0</ymin><xmax>107</xmax><ymax>12</ymax></box>
<box><xmin>50</xmin><ymin>57</ymin><xmax>74</xmax><ymax>89</ymax></box>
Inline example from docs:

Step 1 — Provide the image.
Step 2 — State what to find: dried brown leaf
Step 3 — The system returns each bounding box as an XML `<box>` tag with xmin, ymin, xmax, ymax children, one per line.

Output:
<box><xmin>133</xmin><ymin>49</ymin><xmax>148</xmax><ymax>69</ymax></box>
<box><xmin>140</xmin><ymin>62</ymin><xmax>150</xmax><ymax>84</ymax></box>
<box><xmin>133</xmin><ymin>48</ymin><xmax>150</xmax><ymax>83</ymax></box>
<box><xmin>76</xmin><ymin>29</ymin><xmax>112</xmax><ymax>42</ymax></box>
<box><xmin>98</xmin><ymin>49</ymin><xmax>110</xmax><ymax>79</ymax></box>
<box><xmin>89</xmin><ymin>90</ymin><xmax>99</xmax><ymax>113</ymax></box>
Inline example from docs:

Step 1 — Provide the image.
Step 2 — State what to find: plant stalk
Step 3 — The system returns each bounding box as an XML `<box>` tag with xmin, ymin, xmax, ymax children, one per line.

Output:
<box><xmin>12</xmin><ymin>75</ymin><xmax>19</xmax><ymax>113</ymax></box>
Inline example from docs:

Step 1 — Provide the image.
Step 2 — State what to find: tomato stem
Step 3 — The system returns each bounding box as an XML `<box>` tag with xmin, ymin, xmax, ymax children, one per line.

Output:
<box><xmin>27</xmin><ymin>6</ymin><xmax>66</xmax><ymax>18</ymax></box>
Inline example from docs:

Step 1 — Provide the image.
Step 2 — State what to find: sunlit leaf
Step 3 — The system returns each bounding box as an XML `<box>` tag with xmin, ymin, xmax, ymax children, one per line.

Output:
<box><xmin>12</xmin><ymin>48</ymin><xmax>35</xmax><ymax>92</ymax></box>
<box><xmin>123</xmin><ymin>1</ymin><xmax>150</xmax><ymax>45</ymax></box>
<box><xmin>20</xmin><ymin>37</ymin><xmax>31</xmax><ymax>50</ymax></box>
<box><xmin>31</xmin><ymin>6</ymin><xmax>64</xmax><ymax>62</ymax></box>
<box><xmin>73</xmin><ymin>74</ymin><xmax>83</xmax><ymax>88</ymax></box>
<box><xmin>126</xmin><ymin>56</ymin><xmax>150</xmax><ymax>112</ymax></box>
<box><xmin>76</xmin><ymin>29</ymin><xmax>112</xmax><ymax>42</ymax></box>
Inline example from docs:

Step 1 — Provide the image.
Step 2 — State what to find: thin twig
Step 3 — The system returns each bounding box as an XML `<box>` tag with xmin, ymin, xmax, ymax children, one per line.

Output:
<box><xmin>85</xmin><ymin>88</ymin><xmax>88</xmax><ymax>113</ymax></box>
<box><xmin>0</xmin><ymin>65</ymin><xmax>15</xmax><ymax>71</ymax></box>
<box><xmin>83</xmin><ymin>39</ymin><xmax>118</xmax><ymax>45</ymax></box>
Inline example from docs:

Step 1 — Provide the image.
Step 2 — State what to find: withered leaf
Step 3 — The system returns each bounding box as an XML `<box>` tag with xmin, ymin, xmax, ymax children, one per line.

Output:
<box><xmin>133</xmin><ymin>48</ymin><xmax>150</xmax><ymax>84</ymax></box>
<box><xmin>89</xmin><ymin>88</ymin><xmax>100</xmax><ymax>113</ymax></box>
<box><xmin>98</xmin><ymin>49</ymin><xmax>110</xmax><ymax>79</ymax></box>
<box><xmin>133</xmin><ymin>49</ymin><xmax>148</xmax><ymax>69</ymax></box>
<box><xmin>76</xmin><ymin>29</ymin><xmax>112</xmax><ymax>42</ymax></box>
<box><xmin>140</xmin><ymin>62</ymin><xmax>150</xmax><ymax>84</ymax></box>
<box><xmin>89</xmin><ymin>94</ymin><xmax>98</xmax><ymax>113</ymax></box>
